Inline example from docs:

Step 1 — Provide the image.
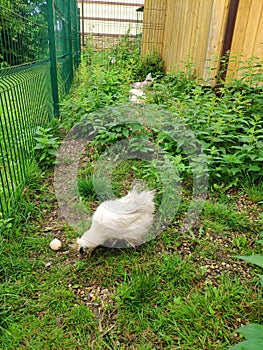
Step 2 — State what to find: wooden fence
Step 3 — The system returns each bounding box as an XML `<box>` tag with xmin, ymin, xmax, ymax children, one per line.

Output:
<box><xmin>142</xmin><ymin>0</ymin><xmax>263</xmax><ymax>83</ymax></box>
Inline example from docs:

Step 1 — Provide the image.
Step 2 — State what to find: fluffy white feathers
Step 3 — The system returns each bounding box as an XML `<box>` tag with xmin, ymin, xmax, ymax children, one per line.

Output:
<box><xmin>75</xmin><ymin>185</ymin><xmax>155</xmax><ymax>253</ymax></box>
<box><xmin>129</xmin><ymin>88</ymin><xmax>146</xmax><ymax>103</ymax></box>
<box><xmin>131</xmin><ymin>73</ymin><xmax>153</xmax><ymax>89</ymax></box>
<box><xmin>129</xmin><ymin>73</ymin><xmax>152</xmax><ymax>103</ymax></box>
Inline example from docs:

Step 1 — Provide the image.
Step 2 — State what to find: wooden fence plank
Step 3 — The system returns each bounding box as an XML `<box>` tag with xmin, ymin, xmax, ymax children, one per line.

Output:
<box><xmin>253</xmin><ymin>3</ymin><xmax>263</xmax><ymax>57</ymax></box>
<box><xmin>142</xmin><ymin>0</ymin><xmax>262</xmax><ymax>82</ymax></box>
<box><xmin>227</xmin><ymin>0</ymin><xmax>263</xmax><ymax>80</ymax></box>
<box><xmin>243</xmin><ymin>0</ymin><xmax>262</xmax><ymax>58</ymax></box>
<box><xmin>162</xmin><ymin>0</ymin><xmax>214</xmax><ymax>77</ymax></box>
<box><xmin>203</xmin><ymin>0</ymin><xmax>230</xmax><ymax>82</ymax></box>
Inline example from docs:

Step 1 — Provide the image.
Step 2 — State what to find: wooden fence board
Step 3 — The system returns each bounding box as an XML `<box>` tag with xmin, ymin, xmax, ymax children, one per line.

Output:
<box><xmin>161</xmin><ymin>0</ymin><xmax>215</xmax><ymax>77</ymax></box>
<box><xmin>142</xmin><ymin>0</ymin><xmax>263</xmax><ymax>83</ymax></box>
<box><xmin>204</xmin><ymin>0</ymin><xmax>230</xmax><ymax>82</ymax></box>
<box><xmin>254</xmin><ymin>5</ymin><xmax>263</xmax><ymax>57</ymax></box>
<box><xmin>227</xmin><ymin>0</ymin><xmax>263</xmax><ymax>79</ymax></box>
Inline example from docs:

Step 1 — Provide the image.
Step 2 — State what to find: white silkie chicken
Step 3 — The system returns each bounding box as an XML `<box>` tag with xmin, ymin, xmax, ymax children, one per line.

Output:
<box><xmin>74</xmin><ymin>184</ymin><xmax>155</xmax><ymax>254</ymax></box>
<box><xmin>131</xmin><ymin>73</ymin><xmax>153</xmax><ymax>89</ymax></box>
<box><xmin>129</xmin><ymin>88</ymin><xmax>146</xmax><ymax>103</ymax></box>
<box><xmin>129</xmin><ymin>73</ymin><xmax>153</xmax><ymax>103</ymax></box>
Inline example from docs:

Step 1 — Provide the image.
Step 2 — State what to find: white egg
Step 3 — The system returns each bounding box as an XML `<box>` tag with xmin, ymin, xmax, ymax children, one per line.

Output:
<box><xmin>49</xmin><ymin>238</ymin><xmax>62</xmax><ymax>251</ymax></box>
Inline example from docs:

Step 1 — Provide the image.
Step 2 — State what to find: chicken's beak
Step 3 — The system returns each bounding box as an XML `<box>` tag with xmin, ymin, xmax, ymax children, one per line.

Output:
<box><xmin>69</xmin><ymin>240</ymin><xmax>79</xmax><ymax>252</ymax></box>
<box><xmin>69</xmin><ymin>240</ymin><xmax>94</xmax><ymax>256</ymax></box>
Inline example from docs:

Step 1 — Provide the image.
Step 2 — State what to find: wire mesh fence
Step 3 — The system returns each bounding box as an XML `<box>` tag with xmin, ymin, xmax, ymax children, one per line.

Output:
<box><xmin>0</xmin><ymin>0</ymin><xmax>80</xmax><ymax>220</ymax></box>
<box><xmin>78</xmin><ymin>0</ymin><xmax>144</xmax><ymax>50</ymax></box>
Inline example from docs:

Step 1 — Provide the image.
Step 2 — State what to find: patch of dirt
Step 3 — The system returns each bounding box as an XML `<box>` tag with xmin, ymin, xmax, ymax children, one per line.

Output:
<box><xmin>176</xmin><ymin>232</ymin><xmax>254</xmax><ymax>286</ymax></box>
<box><xmin>235</xmin><ymin>192</ymin><xmax>262</xmax><ymax>222</ymax></box>
<box><xmin>68</xmin><ymin>283</ymin><xmax>116</xmax><ymax>333</ymax></box>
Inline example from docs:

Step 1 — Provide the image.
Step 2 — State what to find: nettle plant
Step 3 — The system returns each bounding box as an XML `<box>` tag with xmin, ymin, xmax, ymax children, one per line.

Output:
<box><xmin>146</xmin><ymin>60</ymin><xmax>263</xmax><ymax>187</ymax></box>
<box><xmin>75</xmin><ymin>103</ymin><xmax>208</xmax><ymax>194</ymax></box>
<box><xmin>62</xmin><ymin>44</ymin><xmax>262</xmax><ymax>190</ymax></box>
<box><xmin>59</xmin><ymin>36</ymin><xmax>165</xmax><ymax>130</ymax></box>
<box><xmin>33</xmin><ymin>127</ymin><xmax>60</xmax><ymax>168</ymax></box>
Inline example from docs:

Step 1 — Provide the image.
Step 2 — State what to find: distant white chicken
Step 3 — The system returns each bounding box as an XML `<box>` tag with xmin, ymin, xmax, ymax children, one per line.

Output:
<box><xmin>129</xmin><ymin>88</ymin><xmax>146</xmax><ymax>103</ymax></box>
<box><xmin>129</xmin><ymin>73</ymin><xmax>153</xmax><ymax>103</ymax></box>
<box><xmin>131</xmin><ymin>73</ymin><xmax>153</xmax><ymax>89</ymax></box>
<box><xmin>73</xmin><ymin>184</ymin><xmax>155</xmax><ymax>254</ymax></box>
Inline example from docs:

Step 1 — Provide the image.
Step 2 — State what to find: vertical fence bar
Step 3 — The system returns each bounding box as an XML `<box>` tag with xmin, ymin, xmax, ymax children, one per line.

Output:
<box><xmin>77</xmin><ymin>7</ymin><xmax>81</xmax><ymax>67</ymax></box>
<box><xmin>81</xmin><ymin>0</ymin><xmax>85</xmax><ymax>47</ymax></box>
<box><xmin>47</xmin><ymin>0</ymin><xmax>60</xmax><ymax>117</ymax></box>
<box><xmin>67</xmin><ymin>0</ymin><xmax>74</xmax><ymax>83</ymax></box>
<box><xmin>72</xmin><ymin>0</ymin><xmax>78</xmax><ymax>69</ymax></box>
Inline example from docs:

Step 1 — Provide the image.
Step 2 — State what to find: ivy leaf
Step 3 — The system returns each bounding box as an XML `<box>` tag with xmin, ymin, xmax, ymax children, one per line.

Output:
<box><xmin>235</xmin><ymin>324</ymin><xmax>263</xmax><ymax>340</ymax></box>
<box><xmin>230</xmin><ymin>340</ymin><xmax>263</xmax><ymax>350</ymax></box>
<box><xmin>258</xmin><ymin>275</ymin><xmax>263</xmax><ymax>288</ymax></box>
<box><xmin>237</xmin><ymin>255</ymin><xmax>263</xmax><ymax>268</ymax></box>
<box><xmin>230</xmin><ymin>324</ymin><xmax>263</xmax><ymax>350</ymax></box>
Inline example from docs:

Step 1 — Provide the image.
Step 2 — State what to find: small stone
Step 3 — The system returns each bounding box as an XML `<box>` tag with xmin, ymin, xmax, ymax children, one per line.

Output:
<box><xmin>44</xmin><ymin>227</ymin><xmax>53</xmax><ymax>232</ymax></box>
<box><xmin>101</xmin><ymin>288</ymin><xmax>109</xmax><ymax>295</ymax></box>
<box><xmin>45</xmin><ymin>261</ymin><xmax>52</xmax><ymax>269</ymax></box>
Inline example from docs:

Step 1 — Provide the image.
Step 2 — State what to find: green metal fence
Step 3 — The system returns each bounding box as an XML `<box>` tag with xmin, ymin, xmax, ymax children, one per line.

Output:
<box><xmin>0</xmin><ymin>0</ymin><xmax>80</xmax><ymax>220</ymax></box>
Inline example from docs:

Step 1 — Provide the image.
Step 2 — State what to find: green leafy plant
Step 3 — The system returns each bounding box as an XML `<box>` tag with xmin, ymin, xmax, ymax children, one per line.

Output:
<box><xmin>230</xmin><ymin>240</ymin><xmax>263</xmax><ymax>349</ymax></box>
<box><xmin>132</xmin><ymin>51</ymin><xmax>165</xmax><ymax>81</ymax></box>
<box><xmin>230</xmin><ymin>324</ymin><xmax>263</xmax><ymax>350</ymax></box>
<box><xmin>238</xmin><ymin>239</ymin><xmax>263</xmax><ymax>286</ymax></box>
<box><xmin>90</xmin><ymin>122</ymin><xmax>150</xmax><ymax>153</ymax></box>
<box><xmin>241</xmin><ymin>174</ymin><xmax>263</xmax><ymax>203</ymax></box>
<box><xmin>146</xmin><ymin>63</ymin><xmax>263</xmax><ymax>186</ymax></box>
<box><xmin>33</xmin><ymin>127</ymin><xmax>60</xmax><ymax>168</ymax></box>
<box><xmin>77</xmin><ymin>177</ymin><xmax>96</xmax><ymax>202</ymax></box>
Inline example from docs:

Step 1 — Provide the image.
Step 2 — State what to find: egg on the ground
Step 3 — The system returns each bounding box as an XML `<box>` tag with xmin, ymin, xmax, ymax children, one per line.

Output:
<box><xmin>49</xmin><ymin>238</ymin><xmax>62</xmax><ymax>251</ymax></box>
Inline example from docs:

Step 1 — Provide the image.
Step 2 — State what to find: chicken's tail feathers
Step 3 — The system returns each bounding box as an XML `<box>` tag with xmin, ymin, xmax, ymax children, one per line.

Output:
<box><xmin>145</xmin><ymin>73</ymin><xmax>153</xmax><ymax>82</ymax></box>
<box><xmin>124</xmin><ymin>180</ymin><xmax>156</xmax><ymax>213</ymax></box>
<box><xmin>130</xmin><ymin>179</ymin><xmax>148</xmax><ymax>192</ymax></box>
<box><xmin>130</xmin><ymin>180</ymin><xmax>156</xmax><ymax>197</ymax></box>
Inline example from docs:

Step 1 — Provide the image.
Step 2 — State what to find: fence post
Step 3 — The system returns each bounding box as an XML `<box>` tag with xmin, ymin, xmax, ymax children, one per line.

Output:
<box><xmin>77</xmin><ymin>7</ymin><xmax>81</xmax><ymax>67</ymax></box>
<box><xmin>81</xmin><ymin>0</ymin><xmax>85</xmax><ymax>47</ymax></box>
<box><xmin>72</xmin><ymin>1</ymin><xmax>81</xmax><ymax>69</ymax></box>
<box><xmin>47</xmin><ymin>0</ymin><xmax>60</xmax><ymax>117</ymax></box>
<box><xmin>217</xmin><ymin>0</ymin><xmax>240</xmax><ymax>85</ymax></box>
<box><xmin>67</xmin><ymin>0</ymin><xmax>74</xmax><ymax>82</ymax></box>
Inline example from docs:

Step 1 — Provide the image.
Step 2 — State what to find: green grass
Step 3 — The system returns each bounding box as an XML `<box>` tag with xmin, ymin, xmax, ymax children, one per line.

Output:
<box><xmin>0</xmin><ymin>162</ymin><xmax>262</xmax><ymax>349</ymax></box>
<box><xmin>1</xmin><ymin>42</ymin><xmax>263</xmax><ymax>349</ymax></box>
